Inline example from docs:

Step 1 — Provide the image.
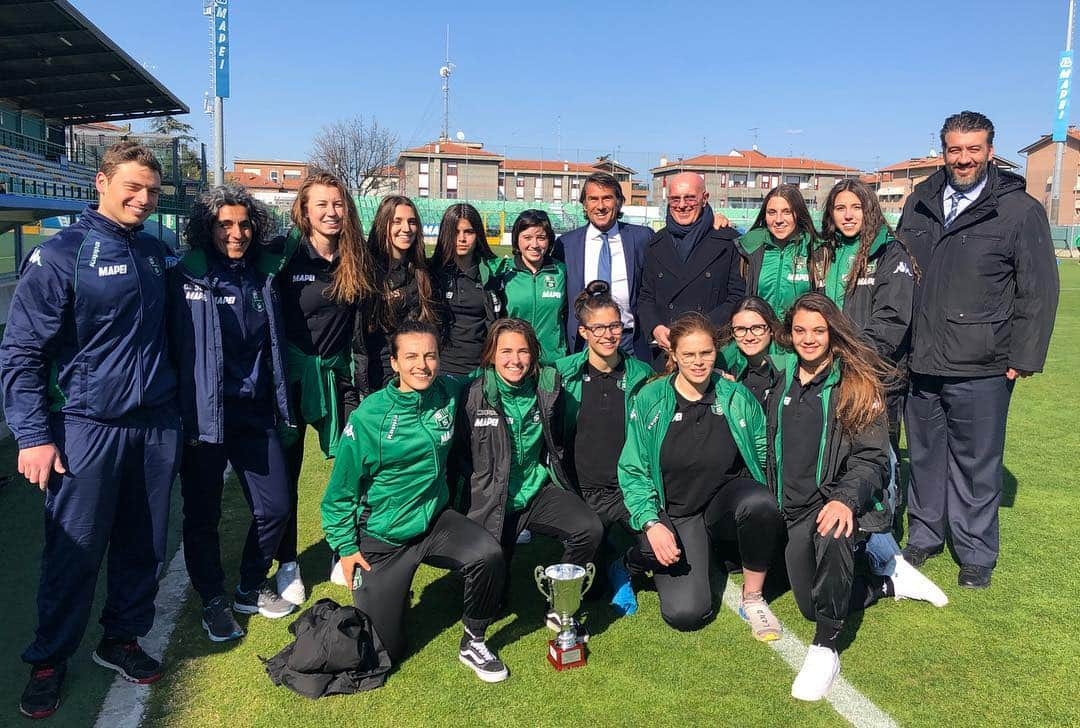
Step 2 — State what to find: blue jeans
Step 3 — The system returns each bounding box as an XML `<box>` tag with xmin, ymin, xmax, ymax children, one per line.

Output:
<box><xmin>865</xmin><ymin>532</ymin><xmax>901</xmax><ymax>576</ymax></box>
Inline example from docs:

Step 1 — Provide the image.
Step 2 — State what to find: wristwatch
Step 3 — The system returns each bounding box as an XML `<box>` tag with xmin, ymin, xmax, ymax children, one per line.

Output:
<box><xmin>642</xmin><ymin>519</ymin><xmax>660</xmax><ymax>531</ymax></box>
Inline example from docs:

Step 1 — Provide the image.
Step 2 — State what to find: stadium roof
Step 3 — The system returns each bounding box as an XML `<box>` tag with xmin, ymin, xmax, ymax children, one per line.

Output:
<box><xmin>0</xmin><ymin>0</ymin><xmax>188</xmax><ymax>125</ymax></box>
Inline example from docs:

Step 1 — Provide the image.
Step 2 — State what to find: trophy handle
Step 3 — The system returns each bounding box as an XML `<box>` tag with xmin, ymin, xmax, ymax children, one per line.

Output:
<box><xmin>534</xmin><ymin>565</ymin><xmax>552</xmax><ymax>603</ymax></box>
<box><xmin>581</xmin><ymin>563</ymin><xmax>596</xmax><ymax>597</ymax></box>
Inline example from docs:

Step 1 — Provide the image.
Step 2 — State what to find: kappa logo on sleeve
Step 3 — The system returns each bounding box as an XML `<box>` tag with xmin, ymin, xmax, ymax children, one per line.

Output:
<box><xmin>894</xmin><ymin>261</ymin><xmax>913</xmax><ymax>277</ymax></box>
<box><xmin>344</xmin><ymin>423</ymin><xmax>355</xmax><ymax>440</ymax></box>
<box><xmin>29</xmin><ymin>248</ymin><xmax>43</xmax><ymax>267</ymax></box>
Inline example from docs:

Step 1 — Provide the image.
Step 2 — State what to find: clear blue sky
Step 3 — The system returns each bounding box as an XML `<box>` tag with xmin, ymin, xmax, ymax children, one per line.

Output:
<box><xmin>72</xmin><ymin>0</ymin><xmax>1070</xmax><ymax>177</ymax></box>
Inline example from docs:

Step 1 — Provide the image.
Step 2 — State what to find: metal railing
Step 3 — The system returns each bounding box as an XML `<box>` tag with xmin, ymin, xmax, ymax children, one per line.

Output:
<box><xmin>0</xmin><ymin>128</ymin><xmax>65</xmax><ymax>159</ymax></box>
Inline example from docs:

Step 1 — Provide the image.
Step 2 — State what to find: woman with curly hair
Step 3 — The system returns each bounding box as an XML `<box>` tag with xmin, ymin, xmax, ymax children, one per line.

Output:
<box><xmin>169</xmin><ymin>183</ymin><xmax>297</xmax><ymax>643</ymax></box>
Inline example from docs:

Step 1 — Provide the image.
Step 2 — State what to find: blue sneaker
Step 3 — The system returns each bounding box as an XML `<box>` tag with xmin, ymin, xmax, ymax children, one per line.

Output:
<box><xmin>608</xmin><ymin>559</ymin><xmax>638</xmax><ymax>616</ymax></box>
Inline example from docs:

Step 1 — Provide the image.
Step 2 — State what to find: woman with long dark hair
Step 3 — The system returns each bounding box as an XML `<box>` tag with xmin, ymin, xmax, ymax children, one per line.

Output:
<box><xmin>270</xmin><ymin>171</ymin><xmax>375</xmax><ymax>605</ymax></box>
<box><xmin>430</xmin><ymin>203</ymin><xmax>505</xmax><ymax>376</ymax></box>
<box><xmin>169</xmin><ymin>184</ymin><xmax>296</xmax><ymax>643</ymax></box>
<box><xmin>457</xmin><ymin>318</ymin><xmax>603</xmax><ymax>634</ymax></box>
<box><xmin>767</xmin><ymin>292</ymin><xmax>941</xmax><ymax>702</ymax></box>
<box><xmin>817</xmin><ymin>180</ymin><xmax>945</xmax><ymax>597</ymax></box>
<box><xmin>737</xmin><ymin>184</ymin><xmax>823</xmax><ymax>318</ymax></box>
<box><xmin>501</xmin><ymin>210</ymin><xmax>568</xmax><ymax>364</ymax></box>
<box><xmin>554</xmin><ymin>281</ymin><xmax>654</xmax><ymax>615</ymax></box>
<box><xmin>618</xmin><ymin>312</ymin><xmax>784</xmax><ymax>638</ymax></box>
<box><xmin>321</xmin><ymin>320</ymin><xmax>510</xmax><ymax>682</ymax></box>
<box><xmin>364</xmin><ymin>196</ymin><xmax>439</xmax><ymax>389</ymax></box>
<box><xmin>718</xmin><ymin>296</ymin><xmax>787</xmax><ymax>405</ymax></box>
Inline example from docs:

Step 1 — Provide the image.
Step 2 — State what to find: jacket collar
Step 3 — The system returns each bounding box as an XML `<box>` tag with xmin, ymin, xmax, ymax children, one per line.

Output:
<box><xmin>383</xmin><ymin>377</ymin><xmax>433</xmax><ymax>411</ymax></box>
<box><xmin>80</xmin><ymin>204</ymin><xmax>143</xmax><ymax>240</ymax></box>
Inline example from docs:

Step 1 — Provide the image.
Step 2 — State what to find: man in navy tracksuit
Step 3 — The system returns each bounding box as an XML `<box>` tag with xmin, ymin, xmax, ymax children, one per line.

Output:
<box><xmin>168</xmin><ymin>184</ymin><xmax>296</xmax><ymax>644</ymax></box>
<box><xmin>0</xmin><ymin>142</ymin><xmax>181</xmax><ymax>719</ymax></box>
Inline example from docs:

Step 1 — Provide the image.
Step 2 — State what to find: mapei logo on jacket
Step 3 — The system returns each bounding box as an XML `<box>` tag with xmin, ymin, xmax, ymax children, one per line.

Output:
<box><xmin>292</xmin><ymin>274</ymin><xmax>316</xmax><ymax>284</ymax></box>
<box><xmin>474</xmin><ymin>408</ymin><xmax>500</xmax><ymax>428</ymax></box>
<box><xmin>98</xmin><ymin>264</ymin><xmax>128</xmax><ymax>277</ymax></box>
<box><xmin>183</xmin><ymin>283</ymin><xmax>207</xmax><ymax>302</ymax></box>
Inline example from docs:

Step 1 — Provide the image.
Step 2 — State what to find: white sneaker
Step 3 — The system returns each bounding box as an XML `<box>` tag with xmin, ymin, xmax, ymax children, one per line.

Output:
<box><xmin>891</xmin><ymin>556</ymin><xmax>948</xmax><ymax>607</ymax></box>
<box><xmin>275</xmin><ymin>561</ymin><xmax>306</xmax><ymax>606</ymax></box>
<box><xmin>791</xmin><ymin>645</ymin><xmax>840</xmax><ymax>702</ymax></box>
<box><xmin>516</xmin><ymin>529</ymin><xmax>533</xmax><ymax>545</ymax></box>
<box><xmin>330</xmin><ymin>559</ymin><xmax>347</xmax><ymax>587</ymax></box>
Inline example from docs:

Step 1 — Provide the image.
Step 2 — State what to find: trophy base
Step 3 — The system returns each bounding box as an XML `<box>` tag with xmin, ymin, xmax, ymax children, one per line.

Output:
<box><xmin>547</xmin><ymin>639</ymin><xmax>587</xmax><ymax>670</ymax></box>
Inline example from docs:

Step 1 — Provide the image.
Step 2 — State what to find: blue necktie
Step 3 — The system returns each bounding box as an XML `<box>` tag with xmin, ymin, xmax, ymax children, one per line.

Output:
<box><xmin>944</xmin><ymin>191</ymin><xmax>965</xmax><ymax>228</ymax></box>
<box><xmin>598</xmin><ymin>232</ymin><xmax>612</xmax><ymax>283</ymax></box>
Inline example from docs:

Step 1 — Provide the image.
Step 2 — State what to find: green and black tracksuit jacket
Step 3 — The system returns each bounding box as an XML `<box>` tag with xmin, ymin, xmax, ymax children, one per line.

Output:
<box><xmin>321</xmin><ymin>375</ymin><xmax>461</xmax><ymax>555</ymax></box>
<box><xmin>553</xmin><ymin>348</ymin><xmax>654</xmax><ymax>435</ymax></box>
<box><xmin>764</xmin><ymin>357</ymin><xmax>892</xmax><ymax>533</ymax></box>
<box><xmin>820</xmin><ymin>225</ymin><xmax>914</xmax><ymax>367</ymax></box>
<box><xmin>617</xmin><ymin>373</ymin><xmax>768</xmax><ymax>531</ymax></box>
<box><xmin>453</xmin><ymin>366</ymin><xmax>572</xmax><ymax>541</ymax></box>
<box><xmin>500</xmin><ymin>255</ymin><xmax>568</xmax><ymax>365</ymax></box>
<box><xmin>736</xmin><ymin>228</ymin><xmax>815</xmax><ymax>318</ymax></box>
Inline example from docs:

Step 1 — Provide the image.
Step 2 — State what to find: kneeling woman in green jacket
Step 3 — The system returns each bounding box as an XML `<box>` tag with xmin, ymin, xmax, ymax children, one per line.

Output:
<box><xmin>458</xmin><ymin>318</ymin><xmax>603</xmax><ymax>632</ymax></box>
<box><xmin>554</xmin><ymin>281</ymin><xmax>653</xmax><ymax>617</ymax></box>
<box><xmin>321</xmin><ymin>320</ymin><xmax>510</xmax><ymax>683</ymax></box>
<box><xmin>618</xmin><ymin>312</ymin><xmax>784</xmax><ymax>637</ymax></box>
<box><xmin>769</xmin><ymin>292</ymin><xmax>896</xmax><ymax>702</ymax></box>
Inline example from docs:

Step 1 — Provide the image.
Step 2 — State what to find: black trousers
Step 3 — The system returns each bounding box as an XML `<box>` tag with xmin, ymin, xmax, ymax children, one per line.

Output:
<box><xmin>181</xmin><ymin>403</ymin><xmax>291</xmax><ymax>603</ymax></box>
<box><xmin>905</xmin><ymin>373</ymin><xmax>1014</xmax><ymax>568</ymax></box>
<box><xmin>351</xmin><ymin>509</ymin><xmax>505</xmax><ymax>663</ymax></box>
<box><xmin>277</xmin><ymin>377</ymin><xmax>352</xmax><ymax>563</ymax></box>
<box><xmin>635</xmin><ymin>478</ymin><xmax>782</xmax><ymax>631</ymax></box>
<box><xmin>499</xmin><ymin>483</ymin><xmax>604</xmax><ymax>578</ymax></box>
<box><xmin>784</xmin><ymin>506</ymin><xmax>886</xmax><ymax>647</ymax></box>
<box><xmin>582</xmin><ymin>486</ymin><xmax>643</xmax><ymax>587</ymax></box>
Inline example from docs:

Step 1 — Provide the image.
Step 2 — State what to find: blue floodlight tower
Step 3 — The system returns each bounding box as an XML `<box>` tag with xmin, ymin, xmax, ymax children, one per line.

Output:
<box><xmin>205</xmin><ymin>0</ymin><xmax>230</xmax><ymax>186</ymax></box>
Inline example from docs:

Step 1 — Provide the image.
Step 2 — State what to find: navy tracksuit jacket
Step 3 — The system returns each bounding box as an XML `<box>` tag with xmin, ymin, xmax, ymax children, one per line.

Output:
<box><xmin>167</xmin><ymin>245</ymin><xmax>294</xmax><ymax>602</ymax></box>
<box><xmin>0</xmin><ymin>205</ymin><xmax>181</xmax><ymax>665</ymax></box>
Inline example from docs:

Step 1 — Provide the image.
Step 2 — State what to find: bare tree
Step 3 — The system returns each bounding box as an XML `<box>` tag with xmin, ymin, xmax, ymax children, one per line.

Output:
<box><xmin>309</xmin><ymin>116</ymin><xmax>398</xmax><ymax>195</ymax></box>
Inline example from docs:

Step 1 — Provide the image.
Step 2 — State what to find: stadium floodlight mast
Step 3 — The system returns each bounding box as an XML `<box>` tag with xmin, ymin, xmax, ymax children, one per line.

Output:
<box><xmin>440</xmin><ymin>25</ymin><xmax>455</xmax><ymax>142</ymax></box>
<box><xmin>1050</xmin><ymin>0</ymin><xmax>1076</xmax><ymax>225</ymax></box>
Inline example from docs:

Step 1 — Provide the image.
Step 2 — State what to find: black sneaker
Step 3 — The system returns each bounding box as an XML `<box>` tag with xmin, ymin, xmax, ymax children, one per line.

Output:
<box><xmin>458</xmin><ymin>629</ymin><xmax>509</xmax><ymax>683</ymax></box>
<box><xmin>958</xmin><ymin>564</ymin><xmax>992</xmax><ymax>589</ymax></box>
<box><xmin>92</xmin><ymin>639</ymin><xmax>162</xmax><ymax>684</ymax></box>
<box><xmin>233</xmin><ymin>580</ymin><xmax>296</xmax><ymax>619</ymax></box>
<box><xmin>900</xmin><ymin>544</ymin><xmax>936</xmax><ymax>568</ymax></box>
<box><xmin>19</xmin><ymin>663</ymin><xmax>65</xmax><ymax>719</ymax></box>
<box><xmin>202</xmin><ymin>596</ymin><xmax>245</xmax><ymax>642</ymax></box>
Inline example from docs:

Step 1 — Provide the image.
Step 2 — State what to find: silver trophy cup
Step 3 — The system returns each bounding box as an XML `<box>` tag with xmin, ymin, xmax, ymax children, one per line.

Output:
<box><xmin>534</xmin><ymin>563</ymin><xmax>595</xmax><ymax>661</ymax></box>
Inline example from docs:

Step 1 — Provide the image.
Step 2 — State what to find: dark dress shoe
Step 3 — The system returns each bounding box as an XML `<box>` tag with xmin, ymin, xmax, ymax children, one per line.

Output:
<box><xmin>958</xmin><ymin>564</ymin><xmax>992</xmax><ymax>589</ymax></box>
<box><xmin>901</xmin><ymin>544</ymin><xmax>936</xmax><ymax>568</ymax></box>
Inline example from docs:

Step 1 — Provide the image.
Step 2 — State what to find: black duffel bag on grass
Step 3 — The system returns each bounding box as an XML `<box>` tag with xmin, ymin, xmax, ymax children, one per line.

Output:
<box><xmin>263</xmin><ymin>598</ymin><xmax>391</xmax><ymax>698</ymax></box>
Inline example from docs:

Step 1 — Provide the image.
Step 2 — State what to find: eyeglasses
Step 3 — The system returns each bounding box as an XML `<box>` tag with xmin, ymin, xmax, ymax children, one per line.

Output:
<box><xmin>582</xmin><ymin>322</ymin><xmax>624</xmax><ymax>336</ymax></box>
<box><xmin>732</xmin><ymin>324</ymin><xmax>769</xmax><ymax>338</ymax></box>
<box><xmin>668</xmin><ymin>195</ymin><xmax>700</xmax><ymax>206</ymax></box>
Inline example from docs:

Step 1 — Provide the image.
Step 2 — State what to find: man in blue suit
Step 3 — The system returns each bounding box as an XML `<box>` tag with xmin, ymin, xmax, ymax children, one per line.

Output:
<box><xmin>555</xmin><ymin>172</ymin><xmax>653</xmax><ymax>357</ymax></box>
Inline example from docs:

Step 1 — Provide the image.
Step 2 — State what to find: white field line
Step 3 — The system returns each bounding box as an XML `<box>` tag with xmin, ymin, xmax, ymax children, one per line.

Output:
<box><xmin>720</xmin><ymin>582</ymin><xmax>899</xmax><ymax>728</ymax></box>
<box><xmin>93</xmin><ymin>543</ymin><xmax>189</xmax><ymax>728</ymax></box>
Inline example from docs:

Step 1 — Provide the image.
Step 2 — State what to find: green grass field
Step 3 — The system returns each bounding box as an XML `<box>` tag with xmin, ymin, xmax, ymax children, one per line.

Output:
<box><xmin>1</xmin><ymin>263</ymin><xmax>1078</xmax><ymax>727</ymax></box>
